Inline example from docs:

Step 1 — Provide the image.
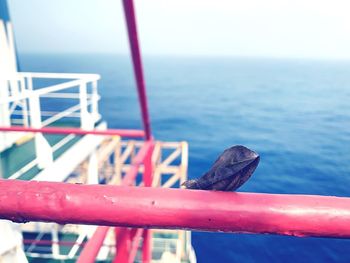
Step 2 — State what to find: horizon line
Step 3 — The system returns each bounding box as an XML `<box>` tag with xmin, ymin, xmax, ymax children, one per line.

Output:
<box><xmin>17</xmin><ymin>52</ymin><xmax>350</xmax><ymax>62</ymax></box>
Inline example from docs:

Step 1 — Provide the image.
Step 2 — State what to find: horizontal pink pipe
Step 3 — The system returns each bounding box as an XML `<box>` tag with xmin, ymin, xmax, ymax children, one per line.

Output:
<box><xmin>1</xmin><ymin>179</ymin><xmax>350</xmax><ymax>238</ymax></box>
<box><xmin>0</xmin><ymin>126</ymin><xmax>145</xmax><ymax>138</ymax></box>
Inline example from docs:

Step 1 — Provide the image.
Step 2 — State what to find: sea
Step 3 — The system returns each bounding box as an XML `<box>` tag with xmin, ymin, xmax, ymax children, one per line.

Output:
<box><xmin>20</xmin><ymin>53</ymin><xmax>350</xmax><ymax>263</ymax></box>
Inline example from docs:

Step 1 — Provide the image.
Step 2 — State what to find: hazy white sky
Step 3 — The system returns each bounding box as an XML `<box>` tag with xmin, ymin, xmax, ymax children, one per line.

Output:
<box><xmin>8</xmin><ymin>0</ymin><xmax>350</xmax><ymax>59</ymax></box>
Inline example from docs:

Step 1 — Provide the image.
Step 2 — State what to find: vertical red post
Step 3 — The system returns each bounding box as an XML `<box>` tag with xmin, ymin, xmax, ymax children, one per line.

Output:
<box><xmin>121</xmin><ymin>0</ymin><xmax>154</xmax><ymax>256</ymax></box>
<box><xmin>122</xmin><ymin>0</ymin><xmax>152</xmax><ymax>140</ymax></box>
<box><xmin>143</xmin><ymin>141</ymin><xmax>154</xmax><ymax>187</ymax></box>
<box><xmin>142</xmin><ymin>230</ymin><xmax>151</xmax><ymax>263</ymax></box>
<box><xmin>113</xmin><ymin>228</ymin><xmax>132</xmax><ymax>263</ymax></box>
<box><xmin>142</xmin><ymin>141</ymin><xmax>154</xmax><ymax>262</ymax></box>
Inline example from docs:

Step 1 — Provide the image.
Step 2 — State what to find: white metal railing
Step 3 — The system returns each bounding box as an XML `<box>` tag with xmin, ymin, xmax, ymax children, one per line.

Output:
<box><xmin>1</xmin><ymin>73</ymin><xmax>100</xmax><ymax>126</ymax></box>
<box><xmin>1</xmin><ymin>72</ymin><xmax>101</xmax><ymax>171</ymax></box>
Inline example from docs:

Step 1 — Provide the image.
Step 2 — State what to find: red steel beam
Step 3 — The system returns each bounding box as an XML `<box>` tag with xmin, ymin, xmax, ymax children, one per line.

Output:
<box><xmin>142</xmin><ymin>230</ymin><xmax>151</xmax><ymax>263</ymax></box>
<box><xmin>122</xmin><ymin>141</ymin><xmax>154</xmax><ymax>186</ymax></box>
<box><xmin>0</xmin><ymin>126</ymin><xmax>145</xmax><ymax>138</ymax></box>
<box><xmin>143</xmin><ymin>143</ymin><xmax>153</xmax><ymax>187</ymax></box>
<box><xmin>142</xmin><ymin>144</ymin><xmax>154</xmax><ymax>263</ymax></box>
<box><xmin>122</xmin><ymin>140</ymin><xmax>154</xmax><ymax>186</ymax></box>
<box><xmin>76</xmin><ymin>226</ymin><xmax>109</xmax><ymax>263</ymax></box>
<box><xmin>1</xmin><ymin>179</ymin><xmax>350</xmax><ymax>238</ymax></box>
<box><xmin>113</xmin><ymin>228</ymin><xmax>132</xmax><ymax>263</ymax></box>
<box><xmin>112</xmin><ymin>228</ymin><xmax>143</xmax><ymax>263</ymax></box>
<box><xmin>122</xmin><ymin>0</ymin><xmax>152</xmax><ymax>140</ymax></box>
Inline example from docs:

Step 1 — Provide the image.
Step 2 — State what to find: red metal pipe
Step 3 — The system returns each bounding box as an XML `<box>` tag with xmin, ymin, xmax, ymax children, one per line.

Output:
<box><xmin>0</xmin><ymin>126</ymin><xmax>145</xmax><ymax>138</ymax></box>
<box><xmin>122</xmin><ymin>0</ymin><xmax>152</xmax><ymax>140</ymax></box>
<box><xmin>132</xmin><ymin>141</ymin><xmax>154</xmax><ymax>165</ymax></box>
<box><xmin>1</xmin><ymin>179</ymin><xmax>350</xmax><ymax>238</ymax></box>
<box><xmin>113</xmin><ymin>228</ymin><xmax>143</xmax><ymax>263</ymax></box>
<box><xmin>143</xmin><ymin>143</ymin><xmax>154</xmax><ymax>187</ymax></box>
<box><xmin>76</xmin><ymin>226</ymin><xmax>109</xmax><ymax>263</ymax></box>
<box><xmin>113</xmin><ymin>228</ymin><xmax>132</xmax><ymax>263</ymax></box>
<box><xmin>142</xmin><ymin>230</ymin><xmax>151</xmax><ymax>263</ymax></box>
<box><xmin>142</xmin><ymin>143</ymin><xmax>154</xmax><ymax>262</ymax></box>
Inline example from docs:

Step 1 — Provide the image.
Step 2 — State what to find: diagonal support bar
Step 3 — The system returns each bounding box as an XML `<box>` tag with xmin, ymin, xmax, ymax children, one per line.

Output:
<box><xmin>122</xmin><ymin>0</ymin><xmax>152</xmax><ymax>140</ymax></box>
<box><xmin>122</xmin><ymin>140</ymin><xmax>154</xmax><ymax>186</ymax></box>
<box><xmin>76</xmin><ymin>226</ymin><xmax>109</xmax><ymax>263</ymax></box>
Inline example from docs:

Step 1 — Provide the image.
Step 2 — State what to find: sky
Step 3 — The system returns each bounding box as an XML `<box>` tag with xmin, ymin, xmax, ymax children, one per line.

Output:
<box><xmin>8</xmin><ymin>0</ymin><xmax>350</xmax><ymax>59</ymax></box>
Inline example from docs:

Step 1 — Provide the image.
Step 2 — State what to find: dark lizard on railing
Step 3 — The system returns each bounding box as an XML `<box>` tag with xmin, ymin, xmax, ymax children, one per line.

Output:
<box><xmin>182</xmin><ymin>145</ymin><xmax>260</xmax><ymax>191</ymax></box>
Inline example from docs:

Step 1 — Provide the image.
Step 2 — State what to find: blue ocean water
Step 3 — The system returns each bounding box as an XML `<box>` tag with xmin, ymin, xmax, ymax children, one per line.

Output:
<box><xmin>20</xmin><ymin>54</ymin><xmax>350</xmax><ymax>262</ymax></box>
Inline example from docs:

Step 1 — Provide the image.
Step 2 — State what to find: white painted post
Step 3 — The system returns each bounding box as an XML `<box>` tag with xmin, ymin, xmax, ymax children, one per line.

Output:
<box><xmin>79</xmin><ymin>83</ymin><xmax>92</xmax><ymax>130</ymax></box>
<box><xmin>0</xmin><ymin>20</ymin><xmax>13</xmax><ymax>151</ymax></box>
<box><xmin>29</xmin><ymin>94</ymin><xmax>53</xmax><ymax>169</ymax></box>
<box><xmin>87</xmin><ymin>151</ymin><xmax>99</xmax><ymax>184</ymax></box>
<box><xmin>0</xmin><ymin>80</ymin><xmax>11</xmax><ymax>152</ymax></box>
<box><xmin>51</xmin><ymin>225</ymin><xmax>59</xmax><ymax>257</ymax></box>
<box><xmin>0</xmin><ymin>220</ymin><xmax>28</xmax><ymax>263</ymax></box>
<box><xmin>20</xmin><ymin>76</ymin><xmax>29</xmax><ymax>127</ymax></box>
<box><xmin>91</xmin><ymin>80</ymin><xmax>99</xmax><ymax>123</ymax></box>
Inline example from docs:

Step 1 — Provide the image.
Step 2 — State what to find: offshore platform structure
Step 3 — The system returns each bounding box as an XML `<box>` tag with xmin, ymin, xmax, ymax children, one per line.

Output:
<box><xmin>1</xmin><ymin>1</ymin><xmax>350</xmax><ymax>263</ymax></box>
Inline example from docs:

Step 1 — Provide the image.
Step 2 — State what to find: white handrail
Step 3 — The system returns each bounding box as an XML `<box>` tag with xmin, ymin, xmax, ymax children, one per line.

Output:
<box><xmin>41</xmin><ymin>99</ymin><xmax>94</xmax><ymax>127</ymax></box>
<box><xmin>12</xmin><ymin>110</ymin><xmax>83</xmax><ymax>118</ymax></box>
<box><xmin>35</xmin><ymin>79</ymin><xmax>89</xmax><ymax>96</ymax></box>
<box><xmin>20</xmin><ymin>72</ymin><xmax>100</xmax><ymax>80</ymax></box>
<box><xmin>0</xmin><ymin>75</ymin><xmax>100</xmax><ymax>105</ymax></box>
<box><xmin>41</xmin><ymin>104</ymin><xmax>82</xmax><ymax>127</ymax></box>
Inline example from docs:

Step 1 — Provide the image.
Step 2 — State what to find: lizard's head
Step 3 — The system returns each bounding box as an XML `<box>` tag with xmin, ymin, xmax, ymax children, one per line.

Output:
<box><xmin>181</xmin><ymin>179</ymin><xmax>200</xmax><ymax>189</ymax></box>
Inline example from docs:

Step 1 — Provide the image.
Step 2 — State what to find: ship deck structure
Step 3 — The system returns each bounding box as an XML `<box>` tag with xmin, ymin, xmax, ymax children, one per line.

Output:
<box><xmin>1</xmin><ymin>1</ymin><xmax>350</xmax><ymax>263</ymax></box>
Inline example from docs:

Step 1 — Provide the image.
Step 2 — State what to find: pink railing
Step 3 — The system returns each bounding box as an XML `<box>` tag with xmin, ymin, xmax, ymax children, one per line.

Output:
<box><xmin>1</xmin><ymin>179</ymin><xmax>350</xmax><ymax>238</ymax></box>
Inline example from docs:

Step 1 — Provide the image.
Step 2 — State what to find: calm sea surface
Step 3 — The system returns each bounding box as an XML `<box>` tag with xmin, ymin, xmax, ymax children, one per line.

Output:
<box><xmin>20</xmin><ymin>54</ymin><xmax>350</xmax><ymax>262</ymax></box>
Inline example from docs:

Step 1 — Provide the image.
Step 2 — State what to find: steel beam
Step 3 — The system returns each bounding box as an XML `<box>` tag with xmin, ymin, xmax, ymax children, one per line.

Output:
<box><xmin>113</xmin><ymin>227</ymin><xmax>132</xmax><ymax>263</ymax></box>
<box><xmin>120</xmin><ymin>140</ymin><xmax>154</xmax><ymax>186</ymax></box>
<box><xmin>1</xmin><ymin>179</ymin><xmax>350</xmax><ymax>238</ymax></box>
<box><xmin>142</xmin><ymin>144</ymin><xmax>153</xmax><ymax>263</ymax></box>
<box><xmin>76</xmin><ymin>226</ymin><xmax>109</xmax><ymax>263</ymax></box>
<box><xmin>122</xmin><ymin>0</ymin><xmax>152</xmax><ymax>140</ymax></box>
<box><xmin>142</xmin><ymin>230</ymin><xmax>151</xmax><ymax>263</ymax></box>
